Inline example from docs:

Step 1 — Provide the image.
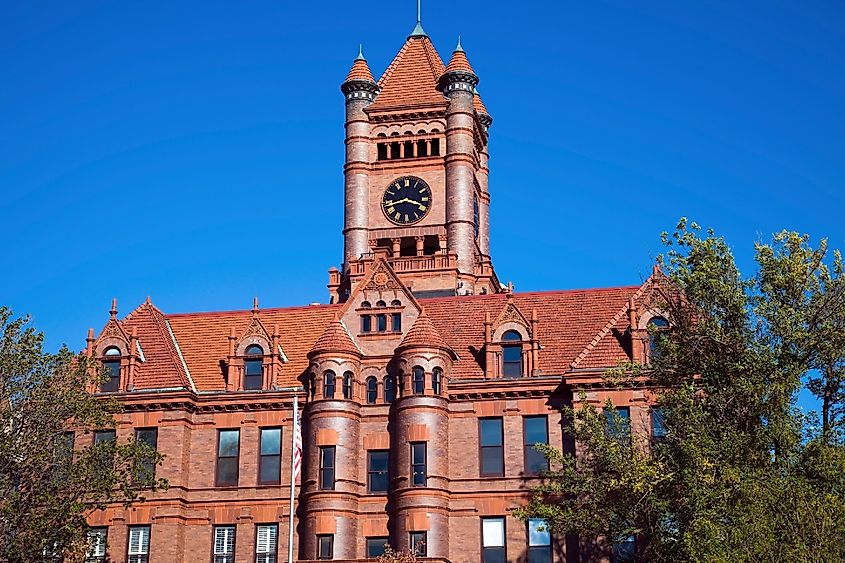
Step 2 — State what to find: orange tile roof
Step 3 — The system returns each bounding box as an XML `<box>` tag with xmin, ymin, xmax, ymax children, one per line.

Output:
<box><xmin>399</xmin><ymin>310</ymin><xmax>453</xmax><ymax>354</ymax></box>
<box><xmin>473</xmin><ymin>91</ymin><xmax>489</xmax><ymax>115</ymax></box>
<box><xmin>444</xmin><ymin>49</ymin><xmax>475</xmax><ymax>75</ymax></box>
<box><xmin>368</xmin><ymin>36</ymin><xmax>447</xmax><ymax>111</ymax></box>
<box><xmin>345</xmin><ymin>58</ymin><xmax>375</xmax><ymax>83</ymax></box>
<box><xmin>310</xmin><ymin>318</ymin><xmax>361</xmax><ymax>357</ymax></box>
<box><xmin>121</xmin><ymin>300</ymin><xmax>191</xmax><ymax>390</ymax></box>
<box><xmin>166</xmin><ymin>304</ymin><xmax>341</xmax><ymax>391</ymax></box>
<box><xmin>136</xmin><ymin>286</ymin><xmax>639</xmax><ymax>391</ymax></box>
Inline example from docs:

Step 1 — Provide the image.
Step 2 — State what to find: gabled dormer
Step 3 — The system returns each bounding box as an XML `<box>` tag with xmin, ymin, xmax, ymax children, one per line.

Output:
<box><xmin>223</xmin><ymin>298</ymin><xmax>287</xmax><ymax>391</ymax></box>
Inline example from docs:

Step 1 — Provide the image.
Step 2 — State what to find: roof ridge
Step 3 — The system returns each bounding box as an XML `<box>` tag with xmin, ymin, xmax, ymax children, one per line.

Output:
<box><xmin>166</xmin><ymin>302</ymin><xmax>341</xmax><ymax>319</ymax></box>
<box><xmin>570</xmin><ymin>278</ymin><xmax>653</xmax><ymax>369</ymax></box>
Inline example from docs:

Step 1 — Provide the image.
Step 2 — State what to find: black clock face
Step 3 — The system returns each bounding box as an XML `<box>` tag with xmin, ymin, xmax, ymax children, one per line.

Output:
<box><xmin>381</xmin><ymin>176</ymin><xmax>432</xmax><ymax>225</ymax></box>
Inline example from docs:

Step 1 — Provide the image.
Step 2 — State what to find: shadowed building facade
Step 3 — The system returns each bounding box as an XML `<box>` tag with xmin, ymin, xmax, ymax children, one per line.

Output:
<box><xmin>82</xmin><ymin>17</ymin><xmax>665</xmax><ymax>563</ymax></box>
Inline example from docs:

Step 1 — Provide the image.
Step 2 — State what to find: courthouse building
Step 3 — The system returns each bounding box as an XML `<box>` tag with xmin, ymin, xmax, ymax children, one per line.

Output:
<box><xmin>82</xmin><ymin>15</ymin><xmax>666</xmax><ymax>563</ymax></box>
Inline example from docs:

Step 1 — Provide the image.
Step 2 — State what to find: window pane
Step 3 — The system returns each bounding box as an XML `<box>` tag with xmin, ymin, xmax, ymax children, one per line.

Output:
<box><xmin>524</xmin><ymin>417</ymin><xmax>548</xmax><ymax>445</ymax></box>
<box><xmin>652</xmin><ymin>408</ymin><xmax>667</xmax><ymax>438</ymax></box>
<box><xmin>392</xmin><ymin>313</ymin><xmax>401</xmax><ymax>331</ymax></box>
<box><xmin>525</xmin><ymin>449</ymin><xmax>548</xmax><ymax>474</ymax></box>
<box><xmin>384</xmin><ymin>377</ymin><xmax>395</xmax><ymax>403</ymax></box>
<box><xmin>410</xmin><ymin>532</ymin><xmax>427</xmax><ymax>556</ymax></box>
<box><xmin>412</xmin><ymin>367</ymin><xmax>424</xmax><ymax>394</ymax></box>
<box><xmin>317</xmin><ymin>535</ymin><xmax>333</xmax><ymax>559</ymax></box>
<box><xmin>377</xmin><ymin>314</ymin><xmax>387</xmax><ymax>332</ymax></box>
<box><xmin>481</xmin><ymin>447</ymin><xmax>504</xmax><ymax>476</ymax></box>
<box><xmin>362</xmin><ymin>315</ymin><xmax>372</xmax><ymax>332</ymax></box>
<box><xmin>245</xmin><ymin>359</ymin><xmax>263</xmax><ymax>376</ymax></box>
<box><xmin>528</xmin><ymin>519</ymin><xmax>550</xmax><ymax>546</ymax></box>
<box><xmin>260</xmin><ymin>428</ymin><xmax>281</xmax><ymax>455</ymax></box>
<box><xmin>480</xmin><ymin>419</ymin><xmax>503</xmax><ymax>446</ymax></box>
<box><xmin>217</xmin><ymin>458</ymin><xmax>238</xmax><ymax>486</ymax></box>
<box><xmin>528</xmin><ymin>546</ymin><xmax>552</xmax><ymax>563</ymax></box>
<box><xmin>482</xmin><ymin>518</ymin><xmax>505</xmax><ymax>547</ymax></box>
<box><xmin>256</xmin><ymin>524</ymin><xmax>278</xmax><ymax>559</ymax></box>
<box><xmin>368</xmin><ymin>450</ymin><xmax>389</xmax><ymax>493</ymax></box>
<box><xmin>366</xmin><ymin>537</ymin><xmax>389</xmax><ymax>558</ymax></box>
<box><xmin>219</xmin><ymin>430</ymin><xmax>239</xmax><ymax>457</ymax></box>
<box><xmin>612</xmin><ymin>536</ymin><xmax>637</xmax><ymax>563</ymax></box>
<box><xmin>259</xmin><ymin>456</ymin><xmax>281</xmax><ymax>484</ymax></box>
<box><xmin>366</xmin><ymin>378</ymin><xmax>377</xmax><ymax>404</ymax></box>
<box><xmin>94</xmin><ymin>430</ymin><xmax>115</xmax><ymax>444</ymax></box>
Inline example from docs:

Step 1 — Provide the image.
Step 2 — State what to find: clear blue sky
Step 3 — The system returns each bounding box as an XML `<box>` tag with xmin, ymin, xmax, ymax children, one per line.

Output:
<box><xmin>1</xmin><ymin>0</ymin><xmax>844</xmax><ymax>355</ymax></box>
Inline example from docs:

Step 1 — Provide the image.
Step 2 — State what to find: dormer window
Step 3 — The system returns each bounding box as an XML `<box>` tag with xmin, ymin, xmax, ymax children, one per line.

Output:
<box><xmin>101</xmin><ymin>347</ymin><xmax>121</xmax><ymax>392</ymax></box>
<box><xmin>501</xmin><ymin>330</ymin><xmax>523</xmax><ymax>378</ymax></box>
<box><xmin>244</xmin><ymin>345</ymin><xmax>264</xmax><ymax>390</ymax></box>
<box><xmin>648</xmin><ymin>316</ymin><xmax>669</xmax><ymax>359</ymax></box>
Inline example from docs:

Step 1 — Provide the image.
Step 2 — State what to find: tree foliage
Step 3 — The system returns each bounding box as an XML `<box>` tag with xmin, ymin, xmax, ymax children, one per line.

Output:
<box><xmin>0</xmin><ymin>308</ymin><xmax>167</xmax><ymax>562</ymax></box>
<box><xmin>517</xmin><ymin>220</ymin><xmax>845</xmax><ymax>562</ymax></box>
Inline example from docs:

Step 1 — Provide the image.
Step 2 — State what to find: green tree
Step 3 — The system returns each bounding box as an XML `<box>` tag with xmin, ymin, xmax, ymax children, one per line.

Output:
<box><xmin>0</xmin><ymin>307</ymin><xmax>167</xmax><ymax>563</ymax></box>
<box><xmin>517</xmin><ymin>220</ymin><xmax>845</xmax><ymax>562</ymax></box>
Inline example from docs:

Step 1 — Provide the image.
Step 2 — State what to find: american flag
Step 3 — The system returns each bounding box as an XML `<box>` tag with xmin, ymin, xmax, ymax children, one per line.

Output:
<box><xmin>292</xmin><ymin>399</ymin><xmax>302</xmax><ymax>481</ymax></box>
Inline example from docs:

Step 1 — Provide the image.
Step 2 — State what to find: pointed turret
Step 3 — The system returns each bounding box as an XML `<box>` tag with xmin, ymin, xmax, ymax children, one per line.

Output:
<box><xmin>443</xmin><ymin>36</ymin><xmax>476</xmax><ymax>75</ymax></box>
<box><xmin>309</xmin><ymin>317</ymin><xmax>362</xmax><ymax>358</ymax></box>
<box><xmin>474</xmin><ymin>89</ymin><xmax>492</xmax><ymax>129</ymax></box>
<box><xmin>398</xmin><ymin>310</ymin><xmax>455</xmax><ymax>357</ymax></box>
<box><xmin>341</xmin><ymin>45</ymin><xmax>378</xmax><ymax>98</ymax></box>
<box><xmin>344</xmin><ymin>45</ymin><xmax>376</xmax><ymax>84</ymax></box>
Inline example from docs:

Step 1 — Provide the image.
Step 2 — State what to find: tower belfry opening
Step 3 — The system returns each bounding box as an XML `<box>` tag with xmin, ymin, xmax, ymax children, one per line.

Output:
<box><xmin>331</xmin><ymin>26</ymin><xmax>499</xmax><ymax>302</ymax></box>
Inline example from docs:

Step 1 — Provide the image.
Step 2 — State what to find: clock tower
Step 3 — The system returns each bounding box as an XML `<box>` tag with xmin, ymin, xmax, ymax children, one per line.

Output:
<box><xmin>328</xmin><ymin>22</ymin><xmax>501</xmax><ymax>303</ymax></box>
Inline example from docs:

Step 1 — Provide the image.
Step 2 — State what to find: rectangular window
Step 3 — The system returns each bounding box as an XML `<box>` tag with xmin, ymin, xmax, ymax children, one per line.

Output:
<box><xmin>213</xmin><ymin>526</ymin><xmax>236</xmax><ymax>563</ymax></box>
<box><xmin>391</xmin><ymin>312</ymin><xmax>402</xmax><ymax>332</ymax></box>
<box><xmin>651</xmin><ymin>408</ymin><xmax>667</xmax><ymax>442</ymax></box>
<box><xmin>368</xmin><ymin>450</ymin><xmax>389</xmax><ymax>493</ymax></box>
<box><xmin>410</xmin><ymin>531</ymin><xmax>427</xmax><ymax>556</ymax></box>
<box><xmin>85</xmin><ymin>527</ymin><xmax>107</xmax><ymax>563</ymax></box>
<box><xmin>126</xmin><ymin>526</ymin><xmax>150</xmax><ymax>563</ymax></box>
<box><xmin>134</xmin><ymin>428</ymin><xmax>158</xmax><ymax>479</ymax></box>
<box><xmin>523</xmin><ymin>416</ymin><xmax>549</xmax><ymax>475</ymax></box>
<box><xmin>319</xmin><ymin>446</ymin><xmax>336</xmax><ymax>490</ymax></box>
<box><xmin>366</xmin><ymin>537</ymin><xmax>389</xmax><ymax>558</ymax></box>
<box><xmin>93</xmin><ymin>430</ymin><xmax>116</xmax><ymax>475</ymax></box>
<box><xmin>94</xmin><ymin>429</ymin><xmax>116</xmax><ymax>444</ymax></box>
<box><xmin>317</xmin><ymin>535</ymin><xmax>333</xmax><ymax>560</ymax></box>
<box><xmin>259</xmin><ymin>428</ymin><xmax>282</xmax><ymax>485</ymax></box>
<box><xmin>527</xmin><ymin>518</ymin><xmax>551</xmax><ymax>563</ymax></box>
<box><xmin>216</xmin><ymin>429</ymin><xmax>240</xmax><ymax>487</ymax></box>
<box><xmin>605</xmin><ymin>407</ymin><xmax>631</xmax><ymax>444</ymax></box>
<box><xmin>255</xmin><ymin>524</ymin><xmax>278</xmax><ymax>563</ymax></box>
<box><xmin>479</xmin><ymin>418</ymin><xmax>504</xmax><ymax>477</ymax></box>
<box><xmin>410</xmin><ymin>442</ymin><xmax>427</xmax><ymax>486</ymax></box>
<box><xmin>377</xmin><ymin>314</ymin><xmax>387</xmax><ymax>332</ymax></box>
<box><xmin>362</xmin><ymin>315</ymin><xmax>372</xmax><ymax>333</ymax></box>
<box><xmin>481</xmin><ymin>517</ymin><xmax>506</xmax><ymax>563</ymax></box>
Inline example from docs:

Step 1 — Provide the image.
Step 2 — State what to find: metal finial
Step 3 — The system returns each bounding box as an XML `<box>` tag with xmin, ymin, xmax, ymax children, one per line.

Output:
<box><xmin>455</xmin><ymin>35</ymin><xmax>464</xmax><ymax>52</ymax></box>
<box><xmin>355</xmin><ymin>44</ymin><xmax>365</xmax><ymax>61</ymax></box>
<box><xmin>409</xmin><ymin>0</ymin><xmax>427</xmax><ymax>37</ymax></box>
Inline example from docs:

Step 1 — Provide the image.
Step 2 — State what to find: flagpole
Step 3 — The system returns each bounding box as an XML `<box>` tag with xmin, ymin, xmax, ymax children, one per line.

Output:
<box><xmin>287</xmin><ymin>394</ymin><xmax>298</xmax><ymax>563</ymax></box>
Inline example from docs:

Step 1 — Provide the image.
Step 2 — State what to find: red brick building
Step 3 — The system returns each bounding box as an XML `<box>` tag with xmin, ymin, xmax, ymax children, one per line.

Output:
<box><xmin>83</xmin><ymin>17</ymin><xmax>666</xmax><ymax>563</ymax></box>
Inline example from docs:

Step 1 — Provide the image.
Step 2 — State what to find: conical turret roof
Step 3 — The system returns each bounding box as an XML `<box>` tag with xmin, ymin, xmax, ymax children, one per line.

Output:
<box><xmin>344</xmin><ymin>46</ymin><xmax>376</xmax><ymax>83</ymax></box>
<box><xmin>443</xmin><ymin>37</ymin><xmax>475</xmax><ymax>75</ymax></box>
<box><xmin>473</xmin><ymin>90</ymin><xmax>489</xmax><ymax>115</ymax></box>
<box><xmin>310</xmin><ymin>318</ymin><xmax>361</xmax><ymax>357</ymax></box>
<box><xmin>399</xmin><ymin>310</ymin><xmax>454</xmax><ymax>356</ymax></box>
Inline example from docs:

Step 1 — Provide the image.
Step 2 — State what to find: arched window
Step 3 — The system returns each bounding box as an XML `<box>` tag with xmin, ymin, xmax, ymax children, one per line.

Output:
<box><xmin>648</xmin><ymin>317</ymin><xmax>669</xmax><ymax>359</ymax></box>
<box><xmin>391</xmin><ymin>299</ymin><xmax>401</xmax><ymax>306</ymax></box>
<box><xmin>244</xmin><ymin>344</ymin><xmax>264</xmax><ymax>390</ymax></box>
<box><xmin>376</xmin><ymin>300</ymin><xmax>386</xmax><ymax>308</ymax></box>
<box><xmin>101</xmin><ymin>347</ymin><xmax>121</xmax><ymax>392</ymax></box>
<box><xmin>366</xmin><ymin>376</ymin><xmax>378</xmax><ymax>404</ymax></box>
<box><xmin>432</xmin><ymin>367</ymin><xmax>443</xmax><ymax>395</ymax></box>
<box><xmin>501</xmin><ymin>330</ymin><xmax>523</xmax><ymax>378</ymax></box>
<box><xmin>384</xmin><ymin>375</ymin><xmax>396</xmax><ymax>404</ymax></box>
<box><xmin>323</xmin><ymin>371</ymin><xmax>336</xmax><ymax>399</ymax></box>
<box><xmin>412</xmin><ymin>366</ymin><xmax>425</xmax><ymax>395</ymax></box>
<box><xmin>343</xmin><ymin>372</ymin><xmax>353</xmax><ymax>400</ymax></box>
<box><xmin>361</xmin><ymin>301</ymin><xmax>372</xmax><ymax>308</ymax></box>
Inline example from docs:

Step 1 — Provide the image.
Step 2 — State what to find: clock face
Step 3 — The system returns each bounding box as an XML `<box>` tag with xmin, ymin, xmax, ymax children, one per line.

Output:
<box><xmin>381</xmin><ymin>176</ymin><xmax>432</xmax><ymax>225</ymax></box>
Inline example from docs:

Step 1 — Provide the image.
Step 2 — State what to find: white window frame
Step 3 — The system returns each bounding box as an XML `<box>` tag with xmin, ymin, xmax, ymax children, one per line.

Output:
<box><xmin>213</xmin><ymin>525</ymin><xmax>236</xmax><ymax>563</ymax></box>
<box><xmin>255</xmin><ymin>524</ymin><xmax>278</xmax><ymax>563</ymax></box>
<box><xmin>127</xmin><ymin>526</ymin><xmax>150</xmax><ymax>563</ymax></box>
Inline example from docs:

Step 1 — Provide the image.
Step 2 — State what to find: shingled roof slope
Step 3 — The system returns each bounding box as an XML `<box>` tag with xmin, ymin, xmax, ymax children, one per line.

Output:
<box><xmin>421</xmin><ymin>286</ymin><xmax>640</xmax><ymax>377</ymax></box>
<box><xmin>368</xmin><ymin>35</ymin><xmax>447</xmax><ymax>111</ymax></box>
<box><xmin>121</xmin><ymin>300</ymin><xmax>192</xmax><ymax>390</ymax></box>
<box><xmin>399</xmin><ymin>310</ymin><xmax>452</xmax><ymax>353</ymax></box>
<box><xmin>310</xmin><ymin>318</ymin><xmax>361</xmax><ymax>357</ymax></box>
<box><xmin>167</xmin><ymin>304</ymin><xmax>341</xmax><ymax>391</ymax></box>
<box><xmin>345</xmin><ymin>57</ymin><xmax>375</xmax><ymax>83</ymax></box>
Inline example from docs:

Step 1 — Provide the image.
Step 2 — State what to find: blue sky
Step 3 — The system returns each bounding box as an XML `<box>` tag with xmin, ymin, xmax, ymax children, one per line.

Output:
<box><xmin>1</xmin><ymin>0</ymin><xmax>843</xmax><ymax>357</ymax></box>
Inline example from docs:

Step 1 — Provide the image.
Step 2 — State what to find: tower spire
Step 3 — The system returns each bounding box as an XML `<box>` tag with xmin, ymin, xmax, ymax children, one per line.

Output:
<box><xmin>409</xmin><ymin>0</ymin><xmax>427</xmax><ymax>37</ymax></box>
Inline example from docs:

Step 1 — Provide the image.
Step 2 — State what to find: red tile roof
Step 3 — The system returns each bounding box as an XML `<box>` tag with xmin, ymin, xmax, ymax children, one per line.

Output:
<box><xmin>368</xmin><ymin>36</ymin><xmax>447</xmax><ymax>111</ymax></box>
<box><xmin>310</xmin><ymin>318</ymin><xmax>361</xmax><ymax>357</ymax></box>
<box><xmin>121</xmin><ymin>300</ymin><xmax>191</xmax><ymax>390</ymax></box>
<box><xmin>166</xmin><ymin>304</ymin><xmax>341</xmax><ymax>391</ymax></box>
<box><xmin>444</xmin><ymin>49</ymin><xmax>475</xmax><ymax>75</ymax></box>
<box><xmin>130</xmin><ymin>285</ymin><xmax>641</xmax><ymax>391</ymax></box>
<box><xmin>399</xmin><ymin>310</ymin><xmax>453</xmax><ymax>355</ymax></box>
<box><xmin>345</xmin><ymin>58</ymin><xmax>375</xmax><ymax>83</ymax></box>
<box><xmin>473</xmin><ymin>91</ymin><xmax>489</xmax><ymax>115</ymax></box>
